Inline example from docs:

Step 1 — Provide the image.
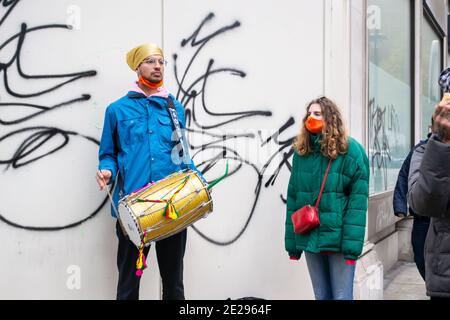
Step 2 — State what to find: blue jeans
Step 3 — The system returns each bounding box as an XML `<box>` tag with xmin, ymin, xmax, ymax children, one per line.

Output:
<box><xmin>305</xmin><ymin>252</ymin><xmax>356</xmax><ymax>300</ymax></box>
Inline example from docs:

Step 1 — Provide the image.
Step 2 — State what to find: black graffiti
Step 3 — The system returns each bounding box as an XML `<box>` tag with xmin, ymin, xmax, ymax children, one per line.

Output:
<box><xmin>369</xmin><ymin>98</ymin><xmax>390</xmax><ymax>175</ymax></box>
<box><xmin>174</xmin><ymin>12</ymin><xmax>272</xmax><ymax>130</ymax></box>
<box><xmin>0</xmin><ymin>8</ymin><xmax>297</xmax><ymax>238</ymax></box>
<box><xmin>0</xmin><ymin>127</ymin><xmax>107</xmax><ymax>231</ymax></box>
<box><xmin>0</xmin><ymin>22</ymin><xmax>96</xmax><ymax>98</ymax></box>
<box><xmin>0</xmin><ymin>0</ymin><xmax>20</xmax><ymax>26</ymax></box>
<box><xmin>369</xmin><ymin>98</ymin><xmax>402</xmax><ymax>189</ymax></box>
<box><xmin>387</xmin><ymin>105</ymin><xmax>400</xmax><ymax>134</ymax></box>
<box><xmin>174</xmin><ymin>13</ymin><xmax>296</xmax><ymax>245</ymax></box>
<box><xmin>0</xmin><ymin>95</ymin><xmax>91</xmax><ymax>125</ymax></box>
<box><xmin>0</xmin><ymin>2</ymin><xmax>102</xmax><ymax>231</ymax></box>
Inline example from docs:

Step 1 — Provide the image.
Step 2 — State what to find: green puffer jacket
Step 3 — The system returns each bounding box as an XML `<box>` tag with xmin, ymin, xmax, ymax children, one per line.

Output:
<box><xmin>285</xmin><ymin>134</ymin><xmax>369</xmax><ymax>260</ymax></box>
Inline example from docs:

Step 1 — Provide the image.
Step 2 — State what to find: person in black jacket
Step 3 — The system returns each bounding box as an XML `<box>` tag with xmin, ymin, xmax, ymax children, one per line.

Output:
<box><xmin>393</xmin><ymin>119</ymin><xmax>434</xmax><ymax>280</ymax></box>
<box><xmin>407</xmin><ymin>101</ymin><xmax>450</xmax><ymax>299</ymax></box>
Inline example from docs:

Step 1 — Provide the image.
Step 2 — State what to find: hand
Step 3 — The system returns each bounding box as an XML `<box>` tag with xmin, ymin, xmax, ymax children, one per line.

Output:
<box><xmin>395</xmin><ymin>212</ymin><xmax>407</xmax><ymax>218</ymax></box>
<box><xmin>434</xmin><ymin>102</ymin><xmax>450</xmax><ymax>144</ymax></box>
<box><xmin>96</xmin><ymin>169</ymin><xmax>112</xmax><ymax>191</ymax></box>
<box><xmin>289</xmin><ymin>256</ymin><xmax>300</xmax><ymax>261</ymax></box>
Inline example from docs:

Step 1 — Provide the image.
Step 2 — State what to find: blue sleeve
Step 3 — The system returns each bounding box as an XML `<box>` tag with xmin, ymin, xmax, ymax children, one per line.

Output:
<box><xmin>393</xmin><ymin>149</ymin><xmax>413</xmax><ymax>216</ymax></box>
<box><xmin>98</xmin><ymin>105</ymin><xmax>118</xmax><ymax>182</ymax></box>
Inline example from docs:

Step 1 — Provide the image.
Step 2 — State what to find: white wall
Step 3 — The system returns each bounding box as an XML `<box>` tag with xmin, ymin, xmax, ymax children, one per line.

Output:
<box><xmin>0</xmin><ymin>0</ymin><xmax>358</xmax><ymax>300</ymax></box>
<box><xmin>0</xmin><ymin>0</ymin><xmax>164</xmax><ymax>300</ymax></box>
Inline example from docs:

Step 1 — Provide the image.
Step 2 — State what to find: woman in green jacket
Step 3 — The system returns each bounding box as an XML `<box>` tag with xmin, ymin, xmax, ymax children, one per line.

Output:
<box><xmin>285</xmin><ymin>96</ymin><xmax>369</xmax><ymax>300</ymax></box>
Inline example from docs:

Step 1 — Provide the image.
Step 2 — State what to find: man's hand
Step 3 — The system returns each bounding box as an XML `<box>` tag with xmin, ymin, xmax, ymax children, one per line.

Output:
<box><xmin>96</xmin><ymin>169</ymin><xmax>112</xmax><ymax>191</ymax></box>
<box><xmin>433</xmin><ymin>93</ymin><xmax>450</xmax><ymax>144</ymax></box>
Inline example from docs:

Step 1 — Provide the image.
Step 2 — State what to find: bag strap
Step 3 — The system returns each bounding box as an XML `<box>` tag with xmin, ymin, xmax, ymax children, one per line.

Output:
<box><xmin>165</xmin><ymin>97</ymin><xmax>191</xmax><ymax>164</ymax></box>
<box><xmin>314</xmin><ymin>159</ymin><xmax>332</xmax><ymax>208</ymax></box>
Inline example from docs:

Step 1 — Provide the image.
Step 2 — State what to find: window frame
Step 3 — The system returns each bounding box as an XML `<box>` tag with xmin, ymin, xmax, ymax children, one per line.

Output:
<box><xmin>421</xmin><ymin>1</ymin><xmax>444</xmax><ymax>138</ymax></box>
<box><xmin>366</xmin><ymin>0</ymin><xmax>415</xmax><ymax>196</ymax></box>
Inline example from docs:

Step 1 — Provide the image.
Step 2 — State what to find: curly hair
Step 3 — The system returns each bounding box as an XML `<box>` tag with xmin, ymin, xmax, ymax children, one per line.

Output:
<box><xmin>293</xmin><ymin>96</ymin><xmax>348</xmax><ymax>159</ymax></box>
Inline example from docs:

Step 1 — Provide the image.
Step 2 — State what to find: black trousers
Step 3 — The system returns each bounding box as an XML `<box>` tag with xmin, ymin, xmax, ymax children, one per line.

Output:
<box><xmin>411</xmin><ymin>216</ymin><xmax>430</xmax><ymax>281</ymax></box>
<box><xmin>115</xmin><ymin>221</ymin><xmax>187</xmax><ymax>300</ymax></box>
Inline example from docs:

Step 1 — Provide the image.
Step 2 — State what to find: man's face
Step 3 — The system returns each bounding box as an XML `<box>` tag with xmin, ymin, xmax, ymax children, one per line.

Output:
<box><xmin>137</xmin><ymin>54</ymin><xmax>165</xmax><ymax>83</ymax></box>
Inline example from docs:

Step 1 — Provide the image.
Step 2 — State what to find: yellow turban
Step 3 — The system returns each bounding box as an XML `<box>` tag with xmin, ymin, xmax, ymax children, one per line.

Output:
<box><xmin>126</xmin><ymin>43</ymin><xmax>164</xmax><ymax>71</ymax></box>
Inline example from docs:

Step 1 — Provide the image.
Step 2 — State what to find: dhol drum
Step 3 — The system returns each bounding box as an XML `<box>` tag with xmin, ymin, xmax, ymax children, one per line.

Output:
<box><xmin>117</xmin><ymin>170</ymin><xmax>213</xmax><ymax>247</ymax></box>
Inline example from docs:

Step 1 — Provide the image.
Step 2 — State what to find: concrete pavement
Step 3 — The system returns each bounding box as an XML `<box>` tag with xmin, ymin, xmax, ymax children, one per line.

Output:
<box><xmin>383</xmin><ymin>261</ymin><xmax>428</xmax><ymax>300</ymax></box>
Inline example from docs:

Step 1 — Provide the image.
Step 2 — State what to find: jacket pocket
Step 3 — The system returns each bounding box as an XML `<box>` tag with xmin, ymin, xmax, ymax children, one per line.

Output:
<box><xmin>157</xmin><ymin>115</ymin><xmax>176</xmax><ymax>151</ymax></box>
<box><xmin>116</xmin><ymin>153</ymin><xmax>127</xmax><ymax>194</ymax></box>
<box><xmin>334</xmin><ymin>197</ymin><xmax>344</xmax><ymax>228</ymax></box>
<box><xmin>118</xmin><ymin>117</ymin><xmax>146</xmax><ymax>147</ymax></box>
<box><xmin>430</xmin><ymin>227</ymin><xmax>441</xmax><ymax>275</ymax></box>
<box><xmin>437</xmin><ymin>232</ymin><xmax>450</xmax><ymax>277</ymax></box>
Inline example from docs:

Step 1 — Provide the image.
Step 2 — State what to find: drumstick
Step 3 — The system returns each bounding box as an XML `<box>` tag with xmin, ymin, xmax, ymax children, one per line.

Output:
<box><xmin>101</xmin><ymin>174</ymin><xmax>121</xmax><ymax>219</ymax></box>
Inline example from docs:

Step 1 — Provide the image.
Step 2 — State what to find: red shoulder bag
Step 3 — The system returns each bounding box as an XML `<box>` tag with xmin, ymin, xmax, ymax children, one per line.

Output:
<box><xmin>291</xmin><ymin>159</ymin><xmax>332</xmax><ymax>234</ymax></box>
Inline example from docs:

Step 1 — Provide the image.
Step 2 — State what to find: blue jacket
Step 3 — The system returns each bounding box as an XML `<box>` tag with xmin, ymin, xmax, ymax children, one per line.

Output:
<box><xmin>98</xmin><ymin>91</ymin><xmax>202</xmax><ymax>217</ymax></box>
<box><xmin>393</xmin><ymin>134</ymin><xmax>430</xmax><ymax>218</ymax></box>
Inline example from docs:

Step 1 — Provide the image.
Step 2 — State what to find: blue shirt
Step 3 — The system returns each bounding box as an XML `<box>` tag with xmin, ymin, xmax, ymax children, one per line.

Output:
<box><xmin>98</xmin><ymin>91</ymin><xmax>202</xmax><ymax>217</ymax></box>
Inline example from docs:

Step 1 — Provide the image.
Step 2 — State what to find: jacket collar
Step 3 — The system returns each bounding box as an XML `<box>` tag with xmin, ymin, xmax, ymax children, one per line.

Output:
<box><xmin>310</xmin><ymin>133</ymin><xmax>322</xmax><ymax>152</ymax></box>
<box><xmin>126</xmin><ymin>91</ymin><xmax>174</xmax><ymax>109</ymax></box>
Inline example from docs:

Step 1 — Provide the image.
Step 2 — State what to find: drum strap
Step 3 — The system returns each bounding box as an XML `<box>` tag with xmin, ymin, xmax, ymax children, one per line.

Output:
<box><xmin>165</xmin><ymin>97</ymin><xmax>191</xmax><ymax>165</ymax></box>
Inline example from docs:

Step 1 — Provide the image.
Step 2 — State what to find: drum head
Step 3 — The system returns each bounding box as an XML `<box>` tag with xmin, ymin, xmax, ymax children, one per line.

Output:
<box><xmin>118</xmin><ymin>202</ymin><xmax>142</xmax><ymax>247</ymax></box>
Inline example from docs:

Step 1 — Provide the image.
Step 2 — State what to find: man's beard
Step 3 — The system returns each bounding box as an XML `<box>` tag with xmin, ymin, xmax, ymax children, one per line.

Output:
<box><xmin>145</xmin><ymin>76</ymin><xmax>162</xmax><ymax>83</ymax></box>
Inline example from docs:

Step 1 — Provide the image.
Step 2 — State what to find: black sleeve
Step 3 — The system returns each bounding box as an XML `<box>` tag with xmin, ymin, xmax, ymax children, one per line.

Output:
<box><xmin>408</xmin><ymin>136</ymin><xmax>450</xmax><ymax>217</ymax></box>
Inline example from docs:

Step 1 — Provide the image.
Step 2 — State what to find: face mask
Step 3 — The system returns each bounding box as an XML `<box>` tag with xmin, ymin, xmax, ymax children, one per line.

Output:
<box><xmin>305</xmin><ymin>116</ymin><xmax>324</xmax><ymax>134</ymax></box>
<box><xmin>138</xmin><ymin>75</ymin><xmax>163</xmax><ymax>89</ymax></box>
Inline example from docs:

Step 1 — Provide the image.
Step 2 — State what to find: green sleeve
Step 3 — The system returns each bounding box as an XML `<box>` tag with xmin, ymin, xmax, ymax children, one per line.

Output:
<box><xmin>341</xmin><ymin>141</ymin><xmax>369</xmax><ymax>260</ymax></box>
<box><xmin>285</xmin><ymin>151</ymin><xmax>303</xmax><ymax>258</ymax></box>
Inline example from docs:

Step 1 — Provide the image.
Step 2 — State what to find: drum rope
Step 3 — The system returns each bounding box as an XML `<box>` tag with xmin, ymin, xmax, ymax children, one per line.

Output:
<box><xmin>140</xmin><ymin>186</ymin><xmax>208</xmax><ymax>219</ymax></box>
<box><xmin>135</xmin><ymin>175</ymin><xmax>190</xmax><ymax>220</ymax></box>
<box><xmin>136</xmin><ymin>178</ymin><xmax>188</xmax><ymax>213</ymax></box>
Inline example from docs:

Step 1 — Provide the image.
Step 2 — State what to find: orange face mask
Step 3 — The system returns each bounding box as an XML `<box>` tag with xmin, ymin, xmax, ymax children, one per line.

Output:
<box><xmin>139</xmin><ymin>76</ymin><xmax>163</xmax><ymax>89</ymax></box>
<box><xmin>305</xmin><ymin>116</ymin><xmax>324</xmax><ymax>134</ymax></box>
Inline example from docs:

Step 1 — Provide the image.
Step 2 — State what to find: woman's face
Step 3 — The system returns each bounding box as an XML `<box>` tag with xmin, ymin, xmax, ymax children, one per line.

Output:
<box><xmin>307</xmin><ymin>103</ymin><xmax>323</xmax><ymax>120</ymax></box>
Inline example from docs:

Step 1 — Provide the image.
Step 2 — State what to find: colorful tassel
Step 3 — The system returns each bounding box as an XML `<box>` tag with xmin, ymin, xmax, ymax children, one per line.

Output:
<box><xmin>165</xmin><ymin>201</ymin><xmax>179</xmax><ymax>220</ymax></box>
<box><xmin>135</xmin><ymin>231</ymin><xmax>148</xmax><ymax>277</ymax></box>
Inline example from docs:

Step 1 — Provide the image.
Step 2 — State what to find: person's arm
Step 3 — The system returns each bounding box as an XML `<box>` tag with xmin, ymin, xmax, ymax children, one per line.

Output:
<box><xmin>406</xmin><ymin>145</ymin><xmax>424</xmax><ymax>214</ymax></box>
<box><xmin>408</xmin><ymin>135</ymin><xmax>450</xmax><ymax>217</ymax></box>
<box><xmin>285</xmin><ymin>153</ymin><xmax>303</xmax><ymax>260</ymax></box>
<box><xmin>341</xmin><ymin>148</ymin><xmax>369</xmax><ymax>261</ymax></box>
<box><xmin>98</xmin><ymin>106</ymin><xmax>118</xmax><ymax>186</ymax></box>
<box><xmin>393</xmin><ymin>149</ymin><xmax>414</xmax><ymax>217</ymax></box>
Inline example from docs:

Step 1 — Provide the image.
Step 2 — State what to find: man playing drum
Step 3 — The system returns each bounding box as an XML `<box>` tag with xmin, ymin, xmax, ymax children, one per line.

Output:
<box><xmin>95</xmin><ymin>43</ymin><xmax>203</xmax><ymax>300</ymax></box>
